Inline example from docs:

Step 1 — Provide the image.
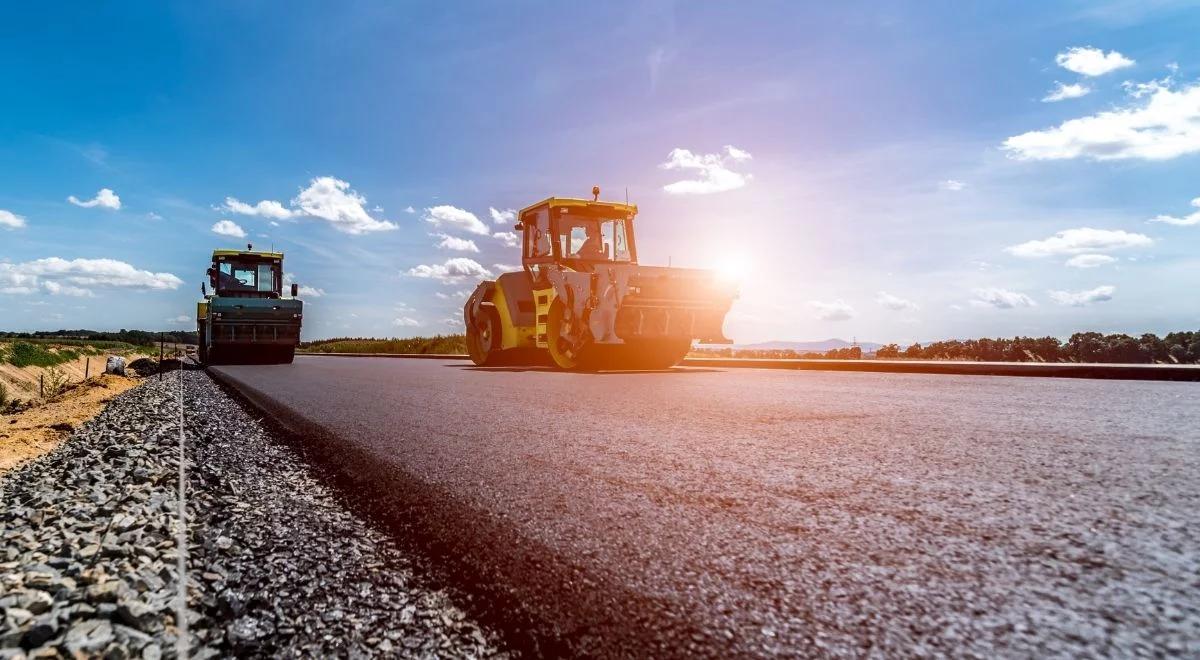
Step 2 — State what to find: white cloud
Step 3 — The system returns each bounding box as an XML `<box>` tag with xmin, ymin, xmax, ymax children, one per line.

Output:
<box><xmin>42</xmin><ymin>282</ymin><xmax>93</xmax><ymax>297</ymax></box>
<box><xmin>1006</xmin><ymin>228</ymin><xmax>1152</xmax><ymax>257</ymax></box>
<box><xmin>1042</xmin><ymin>82</ymin><xmax>1091</xmax><ymax>102</ymax></box>
<box><xmin>441</xmin><ymin>317</ymin><xmax>463</xmax><ymax>327</ymax></box>
<box><xmin>0</xmin><ymin>257</ymin><xmax>182</xmax><ymax>296</ymax></box>
<box><xmin>406</xmin><ymin>258</ymin><xmax>491</xmax><ymax>283</ymax></box>
<box><xmin>492</xmin><ymin>231</ymin><xmax>521</xmax><ymax>248</ymax></box>
<box><xmin>435</xmin><ymin>233</ymin><xmax>480</xmax><ymax>252</ymax></box>
<box><xmin>1049</xmin><ymin>285</ymin><xmax>1115</xmax><ymax>306</ymax></box>
<box><xmin>298</xmin><ymin>285</ymin><xmax>325</xmax><ymax>297</ymax></box>
<box><xmin>938</xmin><ymin>179</ymin><xmax>966</xmax><ymax>191</ymax></box>
<box><xmin>292</xmin><ymin>176</ymin><xmax>398</xmax><ymax>234</ymax></box>
<box><xmin>67</xmin><ymin>188</ymin><xmax>121</xmax><ymax>210</ymax></box>
<box><xmin>222</xmin><ymin>197</ymin><xmax>296</xmax><ymax>219</ymax></box>
<box><xmin>392</xmin><ymin>316</ymin><xmax>420</xmax><ymax>327</ymax></box>
<box><xmin>211</xmin><ymin>219</ymin><xmax>247</xmax><ymax>238</ymax></box>
<box><xmin>725</xmin><ymin>145</ymin><xmax>752</xmax><ymax>161</ymax></box>
<box><xmin>1065</xmin><ymin>254</ymin><xmax>1118</xmax><ymax>268</ymax></box>
<box><xmin>145</xmin><ymin>212</ymin><xmax>163</xmax><ymax>221</ymax></box>
<box><xmin>1055</xmin><ymin>46</ymin><xmax>1134</xmax><ymax>77</ymax></box>
<box><xmin>404</xmin><ymin>206</ymin><xmax>416</xmax><ymax>214</ymax></box>
<box><xmin>875</xmin><ymin>291</ymin><xmax>919</xmax><ymax>311</ymax></box>
<box><xmin>423</xmin><ymin>205</ymin><xmax>489</xmax><ymax>235</ymax></box>
<box><xmin>660</xmin><ymin>145</ymin><xmax>753</xmax><ymax>195</ymax></box>
<box><xmin>489</xmin><ymin>207</ymin><xmax>516</xmax><ymax>225</ymax></box>
<box><xmin>492</xmin><ymin>263</ymin><xmax>519</xmax><ymax>272</ymax></box>
<box><xmin>970</xmin><ymin>288</ymin><xmax>1036</xmax><ymax>309</ymax></box>
<box><xmin>1003</xmin><ymin>78</ymin><xmax>1200</xmax><ymax>161</ymax></box>
<box><xmin>808</xmin><ymin>299</ymin><xmax>855</xmax><ymax>321</ymax></box>
<box><xmin>434</xmin><ymin>289</ymin><xmax>470</xmax><ymax>300</ymax></box>
<box><xmin>0</xmin><ymin>210</ymin><xmax>26</xmax><ymax>230</ymax></box>
<box><xmin>1149</xmin><ymin>196</ymin><xmax>1200</xmax><ymax>226</ymax></box>
<box><xmin>1122</xmin><ymin>75</ymin><xmax>1172</xmax><ymax>99</ymax></box>
<box><xmin>167</xmin><ymin>315</ymin><xmax>192</xmax><ymax>324</ymax></box>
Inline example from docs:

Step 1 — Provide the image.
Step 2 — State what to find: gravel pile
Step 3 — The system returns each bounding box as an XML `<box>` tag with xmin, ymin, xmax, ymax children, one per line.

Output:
<box><xmin>1</xmin><ymin>371</ymin><xmax>505</xmax><ymax>658</ymax></box>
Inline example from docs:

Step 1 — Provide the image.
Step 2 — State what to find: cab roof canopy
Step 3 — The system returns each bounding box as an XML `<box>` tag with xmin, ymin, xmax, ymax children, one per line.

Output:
<box><xmin>519</xmin><ymin>197</ymin><xmax>638</xmax><ymax>218</ymax></box>
<box><xmin>211</xmin><ymin>249</ymin><xmax>284</xmax><ymax>259</ymax></box>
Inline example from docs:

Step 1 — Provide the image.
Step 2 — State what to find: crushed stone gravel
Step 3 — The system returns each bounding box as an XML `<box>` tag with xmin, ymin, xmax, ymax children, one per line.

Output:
<box><xmin>1</xmin><ymin>370</ymin><xmax>506</xmax><ymax>659</ymax></box>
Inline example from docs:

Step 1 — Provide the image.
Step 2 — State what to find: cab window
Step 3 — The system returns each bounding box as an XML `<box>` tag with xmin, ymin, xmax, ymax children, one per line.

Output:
<box><xmin>606</xmin><ymin>221</ymin><xmax>632</xmax><ymax>262</ymax></box>
<box><xmin>525</xmin><ymin>208</ymin><xmax>552</xmax><ymax>258</ymax></box>
<box><xmin>217</xmin><ymin>261</ymin><xmax>273</xmax><ymax>291</ymax></box>
<box><xmin>561</xmin><ymin>226</ymin><xmax>588</xmax><ymax>256</ymax></box>
<box><xmin>257</xmin><ymin>264</ymin><xmax>275</xmax><ymax>292</ymax></box>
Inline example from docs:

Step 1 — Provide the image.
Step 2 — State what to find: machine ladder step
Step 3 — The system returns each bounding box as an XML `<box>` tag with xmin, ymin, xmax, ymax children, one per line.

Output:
<box><xmin>534</xmin><ymin>288</ymin><xmax>553</xmax><ymax>348</ymax></box>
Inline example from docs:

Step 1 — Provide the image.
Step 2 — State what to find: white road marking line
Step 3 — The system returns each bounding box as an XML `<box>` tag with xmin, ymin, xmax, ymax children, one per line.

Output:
<box><xmin>176</xmin><ymin>366</ymin><xmax>190</xmax><ymax>659</ymax></box>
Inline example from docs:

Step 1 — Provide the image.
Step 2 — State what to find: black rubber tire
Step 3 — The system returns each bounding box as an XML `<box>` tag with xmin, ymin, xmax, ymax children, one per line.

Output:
<box><xmin>547</xmin><ymin>299</ymin><xmax>600</xmax><ymax>370</ymax></box>
<box><xmin>467</xmin><ymin>307</ymin><xmax>506</xmax><ymax>367</ymax></box>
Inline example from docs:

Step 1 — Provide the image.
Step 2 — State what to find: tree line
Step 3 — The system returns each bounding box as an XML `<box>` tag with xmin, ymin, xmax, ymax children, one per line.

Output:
<box><xmin>0</xmin><ymin>329</ymin><xmax>199</xmax><ymax>347</ymax></box>
<box><xmin>874</xmin><ymin>331</ymin><xmax>1200</xmax><ymax>364</ymax></box>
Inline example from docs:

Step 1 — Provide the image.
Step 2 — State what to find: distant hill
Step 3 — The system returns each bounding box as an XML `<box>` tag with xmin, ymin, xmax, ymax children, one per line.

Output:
<box><xmin>733</xmin><ymin>338</ymin><xmax>885</xmax><ymax>352</ymax></box>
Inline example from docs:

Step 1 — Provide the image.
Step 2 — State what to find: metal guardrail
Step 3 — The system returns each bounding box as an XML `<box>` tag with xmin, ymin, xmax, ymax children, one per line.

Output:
<box><xmin>293</xmin><ymin>352</ymin><xmax>1200</xmax><ymax>382</ymax></box>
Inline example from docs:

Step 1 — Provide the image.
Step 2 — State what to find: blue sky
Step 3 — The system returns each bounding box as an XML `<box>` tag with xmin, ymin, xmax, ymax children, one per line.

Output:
<box><xmin>1</xmin><ymin>1</ymin><xmax>1199</xmax><ymax>343</ymax></box>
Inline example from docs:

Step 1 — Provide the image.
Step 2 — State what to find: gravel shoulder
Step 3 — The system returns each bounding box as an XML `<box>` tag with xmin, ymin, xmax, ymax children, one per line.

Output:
<box><xmin>1</xmin><ymin>370</ymin><xmax>505</xmax><ymax>658</ymax></box>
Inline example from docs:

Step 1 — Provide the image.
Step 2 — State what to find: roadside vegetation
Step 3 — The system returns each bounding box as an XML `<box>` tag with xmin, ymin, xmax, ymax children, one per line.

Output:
<box><xmin>873</xmin><ymin>332</ymin><xmax>1200</xmax><ymax>364</ymax></box>
<box><xmin>0</xmin><ymin>342</ymin><xmax>89</xmax><ymax>368</ymax></box>
<box><xmin>300</xmin><ymin>335</ymin><xmax>467</xmax><ymax>355</ymax></box>
<box><xmin>694</xmin><ymin>331</ymin><xmax>1200</xmax><ymax>364</ymax></box>
<box><xmin>0</xmin><ymin>328</ymin><xmax>198</xmax><ymax>346</ymax></box>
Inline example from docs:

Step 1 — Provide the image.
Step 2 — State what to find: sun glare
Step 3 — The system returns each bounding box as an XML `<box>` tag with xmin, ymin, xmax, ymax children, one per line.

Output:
<box><xmin>715</xmin><ymin>254</ymin><xmax>750</xmax><ymax>285</ymax></box>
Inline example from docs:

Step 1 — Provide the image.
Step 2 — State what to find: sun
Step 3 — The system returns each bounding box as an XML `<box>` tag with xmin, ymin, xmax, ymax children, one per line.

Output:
<box><xmin>714</xmin><ymin>254</ymin><xmax>750</xmax><ymax>285</ymax></box>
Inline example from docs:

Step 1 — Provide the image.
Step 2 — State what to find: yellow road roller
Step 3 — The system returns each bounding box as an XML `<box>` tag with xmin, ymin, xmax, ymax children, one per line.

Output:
<box><xmin>464</xmin><ymin>188</ymin><xmax>736</xmax><ymax>370</ymax></box>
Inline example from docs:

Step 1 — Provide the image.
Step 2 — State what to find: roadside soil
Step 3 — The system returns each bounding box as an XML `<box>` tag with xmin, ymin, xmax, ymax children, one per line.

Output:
<box><xmin>0</xmin><ymin>349</ymin><xmax>151</xmax><ymax>403</ymax></box>
<box><xmin>0</xmin><ymin>374</ymin><xmax>142</xmax><ymax>473</ymax></box>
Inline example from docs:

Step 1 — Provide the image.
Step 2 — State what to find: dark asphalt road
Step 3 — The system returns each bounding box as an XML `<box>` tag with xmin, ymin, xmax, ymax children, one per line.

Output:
<box><xmin>210</xmin><ymin>357</ymin><xmax>1200</xmax><ymax>657</ymax></box>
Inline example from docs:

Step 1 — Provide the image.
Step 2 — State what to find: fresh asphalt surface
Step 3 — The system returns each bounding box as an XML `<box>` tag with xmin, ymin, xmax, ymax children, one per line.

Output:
<box><xmin>210</xmin><ymin>357</ymin><xmax>1200</xmax><ymax>657</ymax></box>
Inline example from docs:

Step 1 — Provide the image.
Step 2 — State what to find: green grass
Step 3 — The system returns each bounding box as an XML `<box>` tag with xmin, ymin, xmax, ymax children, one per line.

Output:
<box><xmin>300</xmin><ymin>335</ymin><xmax>467</xmax><ymax>355</ymax></box>
<box><xmin>0</xmin><ymin>338</ymin><xmax>140</xmax><ymax>368</ymax></box>
<box><xmin>3</xmin><ymin>342</ymin><xmax>81</xmax><ymax>368</ymax></box>
<box><xmin>13</xmin><ymin>338</ymin><xmax>134</xmax><ymax>350</ymax></box>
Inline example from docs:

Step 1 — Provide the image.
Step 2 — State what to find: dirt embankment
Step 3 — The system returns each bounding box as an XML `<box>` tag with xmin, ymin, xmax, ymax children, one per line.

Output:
<box><xmin>0</xmin><ymin>374</ymin><xmax>143</xmax><ymax>473</ymax></box>
<box><xmin>0</xmin><ymin>346</ymin><xmax>158</xmax><ymax>473</ymax></box>
<box><xmin>0</xmin><ymin>349</ymin><xmax>150</xmax><ymax>403</ymax></box>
